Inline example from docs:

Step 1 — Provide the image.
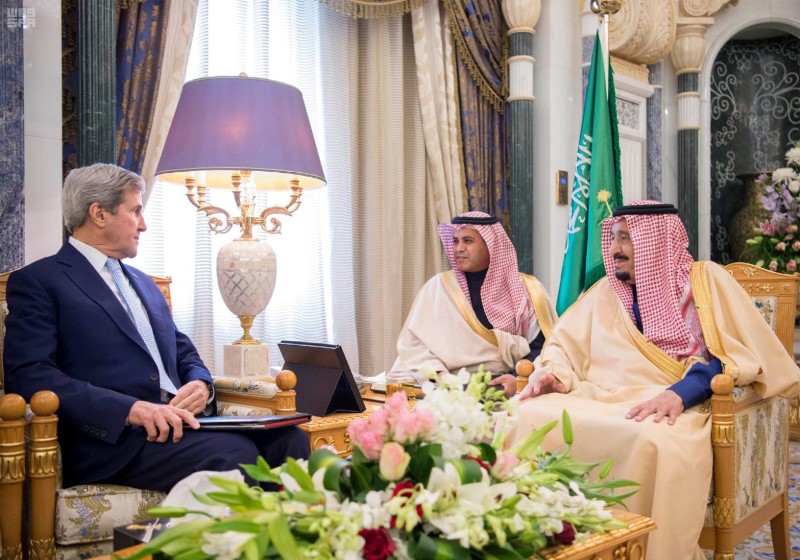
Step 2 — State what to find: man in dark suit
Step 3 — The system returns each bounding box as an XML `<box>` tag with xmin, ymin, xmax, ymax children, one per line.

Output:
<box><xmin>3</xmin><ymin>163</ymin><xmax>309</xmax><ymax>492</ymax></box>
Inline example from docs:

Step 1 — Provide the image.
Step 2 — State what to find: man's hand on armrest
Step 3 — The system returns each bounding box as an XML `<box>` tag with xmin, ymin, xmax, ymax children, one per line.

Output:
<box><xmin>127</xmin><ymin>401</ymin><xmax>200</xmax><ymax>443</ymax></box>
<box><xmin>625</xmin><ymin>390</ymin><xmax>684</xmax><ymax>426</ymax></box>
<box><xmin>519</xmin><ymin>372</ymin><xmax>566</xmax><ymax>401</ymax></box>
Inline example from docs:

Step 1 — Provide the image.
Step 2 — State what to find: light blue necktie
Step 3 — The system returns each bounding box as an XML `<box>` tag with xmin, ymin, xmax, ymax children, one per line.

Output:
<box><xmin>105</xmin><ymin>258</ymin><xmax>179</xmax><ymax>395</ymax></box>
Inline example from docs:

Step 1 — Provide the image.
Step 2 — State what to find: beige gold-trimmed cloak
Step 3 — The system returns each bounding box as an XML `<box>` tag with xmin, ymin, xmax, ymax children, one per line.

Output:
<box><xmin>388</xmin><ymin>271</ymin><xmax>556</xmax><ymax>382</ymax></box>
<box><xmin>506</xmin><ymin>261</ymin><xmax>800</xmax><ymax>560</ymax></box>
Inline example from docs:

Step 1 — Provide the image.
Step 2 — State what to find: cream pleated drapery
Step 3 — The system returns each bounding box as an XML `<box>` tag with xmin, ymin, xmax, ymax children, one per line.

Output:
<box><xmin>132</xmin><ymin>0</ymin><xmax>449</xmax><ymax>376</ymax></box>
<box><xmin>139</xmin><ymin>0</ymin><xmax>198</xmax><ymax>201</ymax></box>
<box><xmin>411</xmin><ymin>0</ymin><xmax>466</xmax><ymax>223</ymax></box>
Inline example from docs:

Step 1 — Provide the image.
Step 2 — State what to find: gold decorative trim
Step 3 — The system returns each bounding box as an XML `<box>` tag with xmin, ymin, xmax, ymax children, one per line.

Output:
<box><xmin>28</xmin><ymin>538</ymin><xmax>55</xmax><ymax>560</ymax></box>
<box><xmin>316</xmin><ymin>0</ymin><xmax>430</xmax><ymax>19</ymax></box>
<box><xmin>711</xmin><ymin>422</ymin><xmax>734</xmax><ymax>446</ymax></box>
<box><xmin>29</xmin><ymin>448</ymin><xmax>58</xmax><ymax>477</ymax></box>
<box><xmin>713</xmin><ymin>554</ymin><xmax>733</xmax><ymax>560</ymax></box>
<box><xmin>0</xmin><ymin>452</ymin><xmax>25</xmax><ymax>481</ymax></box>
<box><xmin>312</xmin><ymin>435</ymin><xmax>336</xmax><ymax>450</ymax></box>
<box><xmin>690</xmin><ymin>262</ymin><xmax>737</xmax><ymax>377</ymax></box>
<box><xmin>541</xmin><ymin>512</ymin><xmax>655</xmax><ymax>558</ymax></box>
<box><xmin>628</xmin><ymin>542</ymin><xmax>645</xmax><ymax>560</ymax></box>
<box><xmin>612</xmin><ymin>544</ymin><xmax>627</xmax><ymax>559</ymax></box>
<box><xmin>618</xmin><ymin>298</ymin><xmax>685</xmax><ymax>381</ymax></box>
<box><xmin>521</xmin><ymin>273</ymin><xmax>555</xmax><ymax>339</ymax></box>
<box><xmin>441</xmin><ymin>271</ymin><xmax>498</xmax><ymax>346</ymax></box>
<box><xmin>1</xmin><ymin>544</ymin><xmax>22</xmax><ymax>560</ymax></box>
<box><xmin>713</xmin><ymin>496</ymin><xmax>734</xmax><ymax>528</ymax></box>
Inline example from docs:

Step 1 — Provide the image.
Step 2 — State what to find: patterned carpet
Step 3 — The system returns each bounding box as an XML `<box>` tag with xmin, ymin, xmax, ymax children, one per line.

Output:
<box><xmin>714</xmin><ymin>441</ymin><xmax>800</xmax><ymax>558</ymax></box>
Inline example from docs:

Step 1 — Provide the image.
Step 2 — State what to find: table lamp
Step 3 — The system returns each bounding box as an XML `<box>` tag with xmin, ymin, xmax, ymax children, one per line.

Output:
<box><xmin>155</xmin><ymin>76</ymin><xmax>325</xmax><ymax>376</ymax></box>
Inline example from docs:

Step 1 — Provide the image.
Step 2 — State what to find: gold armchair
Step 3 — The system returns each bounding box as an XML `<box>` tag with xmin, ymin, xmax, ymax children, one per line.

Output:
<box><xmin>0</xmin><ymin>271</ymin><xmax>297</xmax><ymax>560</ymax></box>
<box><xmin>698</xmin><ymin>263</ymin><xmax>798</xmax><ymax>559</ymax></box>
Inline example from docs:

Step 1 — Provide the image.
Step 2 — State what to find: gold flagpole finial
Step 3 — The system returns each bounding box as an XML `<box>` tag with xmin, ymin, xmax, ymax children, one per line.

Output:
<box><xmin>590</xmin><ymin>0</ymin><xmax>622</xmax><ymax>16</ymax></box>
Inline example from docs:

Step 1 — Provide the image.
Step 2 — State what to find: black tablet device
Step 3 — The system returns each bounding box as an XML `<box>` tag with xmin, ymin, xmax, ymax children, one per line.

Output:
<box><xmin>194</xmin><ymin>412</ymin><xmax>311</xmax><ymax>430</ymax></box>
<box><xmin>278</xmin><ymin>341</ymin><xmax>366</xmax><ymax>417</ymax></box>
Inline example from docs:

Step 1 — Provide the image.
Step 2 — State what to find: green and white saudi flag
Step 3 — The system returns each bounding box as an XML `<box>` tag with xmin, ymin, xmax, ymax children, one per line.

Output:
<box><xmin>555</xmin><ymin>32</ymin><xmax>623</xmax><ymax>315</ymax></box>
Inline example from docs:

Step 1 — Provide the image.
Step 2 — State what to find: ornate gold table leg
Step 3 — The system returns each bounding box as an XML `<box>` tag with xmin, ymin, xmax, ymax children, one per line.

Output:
<box><xmin>0</xmin><ymin>394</ymin><xmax>27</xmax><ymax>560</ymax></box>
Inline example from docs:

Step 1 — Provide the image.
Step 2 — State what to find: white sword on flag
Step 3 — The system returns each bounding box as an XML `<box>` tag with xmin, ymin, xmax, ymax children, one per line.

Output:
<box><xmin>590</xmin><ymin>0</ymin><xmax>622</xmax><ymax>96</ymax></box>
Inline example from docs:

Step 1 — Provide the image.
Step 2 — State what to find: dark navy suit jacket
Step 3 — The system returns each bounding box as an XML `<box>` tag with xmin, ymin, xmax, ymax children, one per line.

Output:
<box><xmin>3</xmin><ymin>242</ymin><xmax>213</xmax><ymax>486</ymax></box>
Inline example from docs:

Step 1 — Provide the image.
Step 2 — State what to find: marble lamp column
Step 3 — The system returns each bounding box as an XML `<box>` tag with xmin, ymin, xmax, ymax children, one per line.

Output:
<box><xmin>502</xmin><ymin>0</ymin><xmax>541</xmax><ymax>274</ymax></box>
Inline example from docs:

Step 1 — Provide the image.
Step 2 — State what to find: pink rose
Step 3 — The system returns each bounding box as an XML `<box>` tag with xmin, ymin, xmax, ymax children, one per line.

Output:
<box><xmin>379</xmin><ymin>442</ymin><xmax>410</xmax><ymax>481</ymax></box>
<box><xmin>392</xmin><ymin>408</ymin><xmax>435</xmax><ymax>444</ymax></box>
<box><xmin>789</xmin><ymin>224</ymin><xmax>799</xmax><ymax>233</ymax></box>
<box><xmin>769</xmin><ymin>260</ymin><xmax>779</xmax><ymax>271</ymax></box>
<box><xmin>788</xmin><ymin>260</ymin><xmax>797</xmax><ymax>272</ymax></box>
<box><xmin>792</xmin><ymin>241</ymin><xmax>800</xmax><ymax>252</ymax></box>
<box><xmin>776</xmin><ymin>242</ymin><xmax>787</xmax><ymax>251</ymax></box>
<box><xmin>348</xmin><ymin>419</ymin><xmax>385</xmax><ymax>460</ymax></box>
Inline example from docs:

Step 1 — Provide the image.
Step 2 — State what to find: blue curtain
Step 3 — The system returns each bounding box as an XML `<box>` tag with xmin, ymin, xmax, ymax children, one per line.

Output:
<box><xmin>0</xmin><ymin>1</ymin><xmax>26</xmax><ymax>271</ymax></box>
<box><xmin>445</xmin><ymin>0</ymin><xmax>509</xmax><ymax>225</ymax></box>
<box><xmin>116</xmin><ymin>0</ymin><xmax>170</xmax><ymax>173</ymax></box>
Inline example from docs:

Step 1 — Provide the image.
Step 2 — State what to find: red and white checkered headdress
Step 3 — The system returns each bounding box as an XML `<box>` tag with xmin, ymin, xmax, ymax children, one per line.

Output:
<box><xmin>438</xmin><ymin>211</ymin><xmax>534</xmax><ymax>337</ymax></box>
<box><xmin>601</xmin><ymin>201</ymin><xmax>708</xmax><ymax>361</ymax></box>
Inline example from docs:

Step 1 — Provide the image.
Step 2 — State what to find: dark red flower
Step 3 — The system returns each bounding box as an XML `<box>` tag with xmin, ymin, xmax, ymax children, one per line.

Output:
<box><xmin>359</xmin><ymin>528</ymin><xmax>397</xmax><ymax>560</ymax></box>
<box><xmin>389</xmin><ymin>480</ymin><xmax>423</xmax><ymax>528</ymax></box>
<box><xmin>555</xmin><ymin>522</ymin><xmax>575</xmax><ymax>545</ymax></box>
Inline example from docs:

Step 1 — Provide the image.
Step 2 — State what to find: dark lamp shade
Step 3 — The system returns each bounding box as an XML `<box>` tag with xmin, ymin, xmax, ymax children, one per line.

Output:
<box><xmin>155</xmin><ymin>76</ymin><xmax>326</xmax><ymax>190</ymax></box>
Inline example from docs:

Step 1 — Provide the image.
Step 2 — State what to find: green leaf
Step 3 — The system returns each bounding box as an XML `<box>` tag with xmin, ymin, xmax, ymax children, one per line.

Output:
<box><xmin>512</xmin><ymin>419</ymin><xmax>557</xmax><ymax>459</ymax></box>
<box><xmin>145</xmin><ymin>506</ymin><xmax>188</xmax><ymax>518</ymax></box>
<box><xmin>407</xmin><ymin>532</ymin><xmax>471</xmax><ymax>560</ymax></box>
<box><xmin>308</xmin><ymin>448</ymin><xmax>339</xmax><ymax>475</ymax></box>
<box><xmin>205</xmin><ymin>520</ymin><xmax>262</xmax><ymax>533</ymax></box>
<box><xmin>481</xmin><ymin>544</ymin><xmax>527</xmax><ymax>560</ymax></box>
<box><xmin>243</xmin><ymin>537</ymin><xmax>261</xmax><ymax>560</ymax></box>
<box><xmin>349</xmin><ymin>462</ymin><xmax>374</xmax><ymax>497</ymax></box>
<box><xmin>408</xmin><ymin>445</ymin><xmax>437</xmax><ymax>483</ymax></box>
<box><xmin>476</xmin><ymin>442</ymin><xmax>497</xmax><ymax>466</ymax></box>
<box><xmin>160</xmin><ymin>537</ymin><xmax>199</xmax><ymax>557</ymax></box>
<box><xmin>322</xmin><ymin>458</ymin><xmax>350</xmax><ymax>495</ymax></box>
<box><xmin>268</xmin><ymin>513</ymin><xmax>300</xmax><ymax>560</ymax></box>
<box><xmin>290</xmin><ymin>489</ymin><xmax>325</xmax><ymax>505</ymax></box>
<box><xmin>598</xmin><ymin>458</ymin><xmax>613</xmax><ymax>479</ymax></box>
<box><xmin>451</xmin><ymin>458</ymin><xmax>483</xmax><ymax>484</ymax></box>
<box><xmin>241</xmin><ymin>459</ymin><xmax>281</xmax><ymax>484</ymax></box>
<box><xmin>125</xmin><ymin>519</ymin><xmax>214</xmax><ymax>560</ymax></box>
<box><xmin>284</xmin><ymin>458</ymin><xmax>315</xmax><ymax>491</ymax></box>
<box><xmin>209</xmin><ymin>476</ymin><xmax>250</xmax><ymax>493</ymax></box>
<box><xmin>171</xmin><ymin>548</ymin><xmax>210</xmax><ymax>560</ymax></box>
<box><xmin>561</xmin><ymin>410</ymin><xmax>573</xmax><ymax>446</ymax></box>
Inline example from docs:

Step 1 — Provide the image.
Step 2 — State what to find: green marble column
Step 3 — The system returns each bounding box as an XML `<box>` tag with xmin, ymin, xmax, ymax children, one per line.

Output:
<box><xmin>507</xmin><ymin>31</ymin><xmax>535</xmax><ymax>274</ymax></box>
<box><xmin>677</xmin><ymin>72</ymin><xmax>699</xmax><ymax>258</ymax></box>
<box><xmin>78</xmin><ymin>0</ymin><xmax>116</xmax><ymax>165</ymax></box>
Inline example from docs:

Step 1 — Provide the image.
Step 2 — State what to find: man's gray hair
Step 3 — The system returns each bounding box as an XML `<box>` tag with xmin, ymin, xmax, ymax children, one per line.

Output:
<box><xmin>62</xmin><ymin>163</ymin><xmax>145</xmax><ymax>233</ymax></box>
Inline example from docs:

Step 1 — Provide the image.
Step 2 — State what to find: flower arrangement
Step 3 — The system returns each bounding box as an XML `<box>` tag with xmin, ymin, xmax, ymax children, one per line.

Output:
<box><xmin>131</xmin><ymin>368</ymin><xmax>637</xmax><ymax>560</ymax></box>
<box><xmin>742</xmin><ymin>141</ymin><xmax>800</xmax><ymax>273</ymax></box>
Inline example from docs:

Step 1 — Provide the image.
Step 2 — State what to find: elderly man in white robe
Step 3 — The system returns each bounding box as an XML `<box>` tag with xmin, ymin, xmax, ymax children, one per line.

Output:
<box><xmin>508</xmin><ymin>201</ymin><xmax>800</xmax><ymax>559</ymax></box>
<box><xmin>388</xmin><ymin>211</ymin><xmax>557</xmax><ymax>397</ymax></box>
